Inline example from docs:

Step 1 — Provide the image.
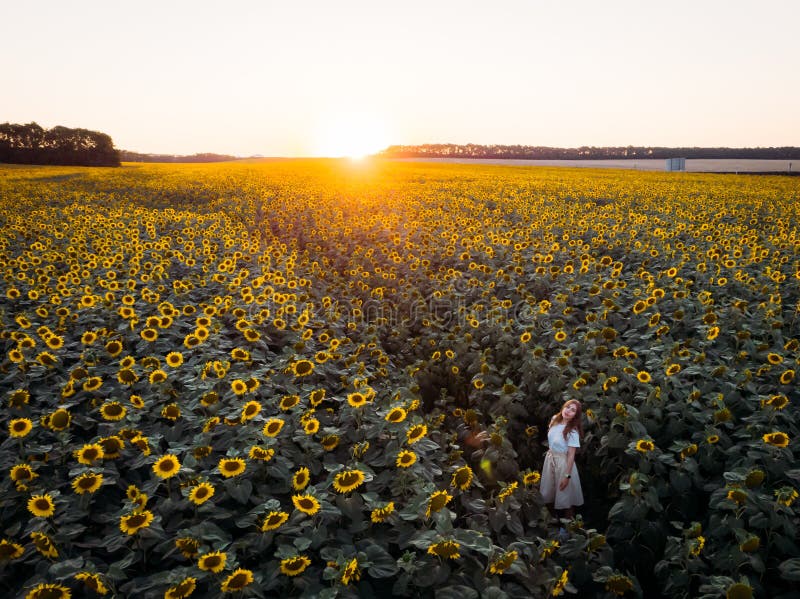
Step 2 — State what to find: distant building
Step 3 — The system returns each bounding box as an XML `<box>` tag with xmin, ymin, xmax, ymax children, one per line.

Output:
<box><xmin>666</xmin><ymin>157</ymin><xmax>686</xmax><ymax>171</ymax></box>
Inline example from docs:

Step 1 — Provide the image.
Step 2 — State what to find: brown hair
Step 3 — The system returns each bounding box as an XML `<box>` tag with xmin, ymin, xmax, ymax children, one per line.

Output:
<box><xmin>549</xmin><ymin>399</ymin><xmax>584</xmax><ymax>441</ymax></box>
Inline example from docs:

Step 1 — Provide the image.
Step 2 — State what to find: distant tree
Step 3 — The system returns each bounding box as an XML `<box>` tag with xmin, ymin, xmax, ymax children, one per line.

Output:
<box><xmin>0</xmin><ymin>122</ymin><xmax>120</xmax><ymax>166</ymax></box>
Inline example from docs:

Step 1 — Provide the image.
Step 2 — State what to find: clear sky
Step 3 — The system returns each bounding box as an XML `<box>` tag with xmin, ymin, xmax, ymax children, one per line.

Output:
<box><xmin>2</xmin><ymin>0</ymin><xmax>798</xmax><ymax>157</ymax></box>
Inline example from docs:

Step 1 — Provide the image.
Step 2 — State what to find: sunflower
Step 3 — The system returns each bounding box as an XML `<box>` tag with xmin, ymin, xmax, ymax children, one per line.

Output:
<box><xmin>72</xmin><ymin>472</ymin><xmax>103</xmax><ymax>494</ymax></box>
<box><xmin>9</xmin><ymin>418</ymin><xmax>33</xmax><ymax>438</ymax></box>
<box><xmin>75</xmin><ymin>443</ymin><xmax>105</xmax><ymax>465</ymax></box>
<box><xmin>8</xmin><ymin>389</ymin><xmax>30</xmax><ymax>408</ymax></box>
<box><xmin>37</xmin><ymin>352</ymin><xmax>58</xmax><ymax>367</ymax></box>
<box><xmin>779</xmin><ymin>369</ymin><xmax>795</xmax><ymax>384</ymax></box>
<box><xmin>498</xmin><ymin>481</ymin><xmax>518</xmax><ymax>503</ymax></box>
<box><xmin>636</xmin><ymin>371</ymin><xmax>651</xmax><ymax>383</ymax></box>
<box><xmin>188</xmin><ymin>482</ymin><xmax>215</xmax><ymax>505</ymax></box>
<box><xmin>28</xmin><ymin>494</ymin><xmax>56</xmax><ymax>518</ymax></box>
<box><xmin>308</xmin><ymin>388</ymin><xmax>326</xmax><ymax>407</ymax></box>
<box><xmin>130</xmin><ymin>395</ymin><xmax>145</xmax><ymax>409</ymax></box>
<box><xmin>554</xmin><ymin>331</ymin><xmax>567</xmax><ymax>342</ymax></box>
<box><xmin>635</xmin><ymin>439</ymin><xmax>655</xmax><ymax>452</ymax></box>
<box><xmin>347</xmin><ymin>392</ymin><xmax>368</xmax><ymax>408</ymax></box>
<box><xmin>292</xmin><ymin>359</ymin><xmax>315</xmax><ymax>377</ymax></box>
<box><xmin>248</xmin><ymin>446</ymin><xmax>275</xmax><ymax>461</ymax></box>
<box><xmin>82</xmin><ymin>376</ymin><xmax>103</xmax><ymax>392</ymax></box>
<box><xmin>140</xmin><ymin>328</ymin><xmax>158</xmax><ymax>342</ymax></box>
<box><xmin>161</xmin><ymin>403</ymin><xmax>181</xmax><ymax>420</ymax></box>
<box><xmin>75</xmin><ymin>572</ymin><xmax>108</xmax><ymax>595</ymax></box>
<box><xmin>165</xmin><ymin>351</ymin><xmax>184</xmax><ymax>368</ymax></box>
<box><xmin>116</xmin><ymin>368</ymin><xmax>139</xmax><ymax>386</ymax></box>
<box><xmin>175</xmin><ymin>537</ymin><xmax>200</xmax><ymax>559</ymax></box>
<box><xmin>218</xmin><ymin>457</ymin><xmax>246</xmax><ymax>478</ymax></box>
<box><xmin>385</xmin><ymin>407</ymin><xmax>407</xmax><ymax>423</ymax></box>
<box><xmin>198</xmin><ymin>550</ymin><xmax>227</xmax><ymax>573</ymax></box>
<box><xmin>293</xmin><ymin>467</ymin><xmax>310</xmax><ymax>491</ymax></box>
<box><xmin>105</xmin><ymin>340</ymin><xmax>123</xmax><ymax>357</ymax></box>
<box><xmin>30</xmin><ymin>531</ymin><xmax>58</xmax><ymax>558</ymax></box>
<box><xmin>279</xmin><ymin>395</ymin><xmax>300</xmax><ymax>410</ymax></box>
<box><xmin>665</xmin><ymin>363</ymin><xmax>681</xmax><ymax>376</ymax></box>
<box><xmin>427</xmin><ymin>540</ymin><xmax>460</xmax><ymax>559</ymax></box>
<box><xmin>333</xmin><ymin>469</ymin><xmax>366</xmax><ymax>493</ymax></box>
<box><xmin>220</xmin><ymin>568</ymin><xmax>254</xmax><ymax>593</ymax></box>
<box><xmin>149</xmin><ymin>369</ymin><xmax>168</xmax><ymax>384</ymax></box>
<box><xmin>45</xmin><ymin>335</ymin><xmax>64</xmax><ymax>350</ymax></box>
<box><xmin>164</xmin><ymin>577</ymin><xmax>197</xmax><ymax>599</ymax></box>
<box><xmin>153</xmin><ymin>454</ymin><xmax>181</xmax><ymax>479</ymax></box>
<box><xmin>10</xmin><ymin>464</ymin><xmax>37</xmax><ymax>483</ymax></box>
<box><xmin>396</xmin><ymin>450</ymin><xmax>417</xmax><ymax>468</ymax></box>
<box><xmin>489</xmin><ymin>550</ymin><xmax>518</xmax><ymax>575</ymax></box>
<box><xmin>406</xmin><ymin>424</ymin><xmax>428</xmax><ymax>444</ymax></box>
<box><xmin>119</xmin><ymin>510</ymin><xmax>155</xmax><ymax>535</ymax></box>
<box><xmin>131</xmin><ymin>435</ymin><xmax>151</xmax><ymax>456</ymax></box>
<box><xmin>523</xmin><ymin>470</ymin><xmax>542</xmax><ymax>485</ymax></box>
<box><xmin>451</xmin><ymin>465</ymin><xmax>473</xmax><ymax>490</ymax></box>
<box><xmin>231</xmin><ymin>347</ymin><xmax>250</xmax><ymax>361</ymax></box>
<box><xmin>240</xmin><ymin>400</ymin><xmax>261</xmax><ymax>422</ymax></box>
<box><xmin>292</xmin><ymin>494</ymin><xmax>321</xmax><ymax>516</ymax></box>
<box><xmin>280</xmin><ymin>555</ymin><xmax>311</xmax><ymax>577</ymax></box>
<box><xmin>370</xmin><ymin>501</ymin><xmax>395</xmax><ymax>523</ymax></box>
<box><xmin>763</xmin><ymin>431</ymin><xmax>790</xmax><ymax>448</ymax></box>
<box><xmin>261</xmin><ymin>510</ymin><xmax>290</xmax><ymax>532</ymax></box>
<box><xmin>100</xmin><ymin>401</ymin><xmax>127</xmax><ymax>421</ymax></box>
<box><xmin>426</xmin><ymin>490</ymin><xmax>453</xmax><ymax>518</ymax></box>
<box><xmin>320</xmin><ymin>434</ymin><xmax>340</xmax><ymax>451</ymax></box>
<box><xmin>707</xmin><ymin>326</ymin><xmax>720</xmax><ymax>340</ymax></box>
<box><xmin>605</xmin><ymin>574</ymin><xmax>635</xmax><ymax>596</ymax></box>
<box><xmin>0</xmin><ymin>538</ymin><xmax>25</xmax><ymax>561</ymax></box>
<box><xmin>303</xmin><ymin>418</ymin><xmax>320</xmax><ymax>435</ymax></box>
<box><xmin>183</xmin><ymin>334</ymin><xmax>201</xmax><ymax>349</ymax></box>
<box><xmin>99</xmin><ymin>436</ymin><xmax>124</xmax><ymax>458</ymax></box>
<box><xmin>24</xmin><ymin>583</ymin><xmax>71</xmax><ymax>599</ymax></box>
<box><xmin>230</xmin><ymin>379</ymin><xmax>247</xmax><ymax>395</ymax></box>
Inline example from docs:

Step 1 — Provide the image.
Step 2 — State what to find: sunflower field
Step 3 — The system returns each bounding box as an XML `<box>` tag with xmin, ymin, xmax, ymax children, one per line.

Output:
<box><xmin>1</xmin><ymin>160</ymin><xmax>799</xmax><ymax>599</ymax></box>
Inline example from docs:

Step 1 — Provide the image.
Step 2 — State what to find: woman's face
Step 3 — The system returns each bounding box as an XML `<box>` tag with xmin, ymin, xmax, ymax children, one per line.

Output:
<box><xmin>561</xmin><ymin>402</ymin><xmax>578</xmax><ymax>422</ymax></box>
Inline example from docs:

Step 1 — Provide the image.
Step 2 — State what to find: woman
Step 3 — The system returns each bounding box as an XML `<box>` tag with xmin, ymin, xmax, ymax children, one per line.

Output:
<box><xmin>540</xmin><ymin>399</ymin><xmax>584</xmax><ymax>520</ymax></box>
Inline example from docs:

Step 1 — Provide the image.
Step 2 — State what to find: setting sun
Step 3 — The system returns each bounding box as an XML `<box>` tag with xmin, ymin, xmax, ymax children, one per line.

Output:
<box><xmin>313</xmin><ymin>112</ymin><xmax>389</xmax><ymax>159</ymax></box>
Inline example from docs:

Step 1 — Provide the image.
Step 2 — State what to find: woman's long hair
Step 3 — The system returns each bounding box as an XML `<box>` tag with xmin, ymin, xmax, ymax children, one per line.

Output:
<box><xmin>549</xmin><ymin>399</ymin><xmax>584</xmax><ymax>441</ymax></box>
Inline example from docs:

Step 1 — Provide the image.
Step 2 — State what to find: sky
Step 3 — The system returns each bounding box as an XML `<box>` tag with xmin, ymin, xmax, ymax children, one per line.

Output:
<box><xmin>2</xmin><ymin>0</ymin><xmax>798</xmax><ymax>157</ymax></box>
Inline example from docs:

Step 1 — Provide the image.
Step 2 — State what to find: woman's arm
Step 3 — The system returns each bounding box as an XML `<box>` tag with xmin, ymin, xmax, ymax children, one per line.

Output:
<box><xmin>559</xmin><ymin>446</ymin><xmax>577</xmax><ymax>491</ymax></box>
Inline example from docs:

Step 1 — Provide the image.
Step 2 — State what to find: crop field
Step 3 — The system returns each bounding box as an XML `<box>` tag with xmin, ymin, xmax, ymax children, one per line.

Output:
<box><xmin>1</xmin><ymin>160</ymin><xmax>799</xmax><ymax>599</ymax></box>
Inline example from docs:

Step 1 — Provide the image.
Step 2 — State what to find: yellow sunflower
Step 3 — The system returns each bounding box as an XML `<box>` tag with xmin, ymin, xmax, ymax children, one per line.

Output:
<box><xmin>198</xmin><ymin>550</ymin><xmax>227</xmax><ymax>573</ymax></box>
<box><xmin>370</xmin><ymin>501</ymin><xmax>395</xmax><ymax>523</ymax></box>
<box><xmin>450</xmin><ymin>465</ymin><xmax>474</xmax><ymax>490</ymax></box>
<box><xmin>240</xmin><ymin>400</ymin><xmax>261</xmax><ymax>421</ymax></box>
<box><xmin>280</xmin><ymin>555</ymin><xmax>311</xmax><ymax>576</ymax></box>
<box><xmin>164</xmin><ymin>577</ymin><xmax>196</xmax><ymax>599</ymax></box>
<box><xmin>218</xmin><ymin>457</ymin><xmax>246</xmax><ymax>478</ymax></box>
<box><xmin>292</xmin><ymin>359</ymin><xmax>315</xmax><ymax>377</ymax></box>
<box><xmin>279</xmin><ymin>395</ymin><xmax>300</xmax><ymax>410</ymax></box>
<box><xmin>406</xmin><ymin>424</ymin><xmax>428</xmax><ymax>444</ymax></box>
<box><xmin>333</xmin><ymin>469</ymin><xmax>365</xmax><ymax>493</ymax></box>
<box><xmin>0</xmin><ymin>538</ymin><xmax>25</xmax><ymax>561</ymax></box>
<box><xmin>9</xmin><ymin>418</ymin><xmax>33</xmax><ymax>438</ymax></box>
<box><xmin>165</xmin><ymin>351</ymin><xmax>184</xmax><ymax>368</ymax></box>
<box><xmin>425</xmin><ymin>490</ymin><xmax>453</xmax><ymax>518</ymax></box>
<box><xmin>292</xmin><ymin>494</ymin><xmax>321</xmax><ymax>516</ymax></box>
<box><xmin>24</xmin><ymin>583</ymin><xmax>71</xmax><ymax>599</ymax></box>
<box><xmin>100</xmin><ymin>401</ymin><xmax>126</xmax><ymax>421</ymax></box>
<box><xmin>427</xmin><ymin>540</ymin><xmax>460</xmax><ymax>559</ymax></box>
<box><xmin>635</xmin><ymin>439</ymin><xmax>655</xmax><ymax>452</ymax></box>
<box><xmin>489</xmin><ymin>550</ymin><xmax>518</xmax><ymax>575</ymax></box>
<box><xmin>120</xmin><ymin>510</ymin><xmax>154</xmax><ymax>534</ymax></box>
<box><xmin>396</xmin><ymin>450</ymin><xmax>417</xmax><ymax>468</ymax></box>
<box><xmin>188</xmin><ymin>482</ymin><xmax>215</xmax><ymax>505</ymax></box>
<box><xmin>75</xmin><ymin>443</ymin><xmax>104</xmax><ymax>465</ymax></box>
<box><xmin>27</xmin><ymin>494</ymin><xmax>56</xmax><ymax>518</ymax></box>
<box><xmin>385</xmin><ymin>407</ymin><xmax>407</xmax><ymax>423</ymax></box>
<box><xmin>221</xmin><ymin>568</ymin><xmax>254</xmax><ymax>593</ymax></box>
<box><xmin>347</xmin><ymin>392</ymin><xmax>368</xmax><ymax>408</ymax></box>
<box><xmin>763</xmin><ymin>432</ymin><xmax>790</xmax><ymax>448</ymax></box>
<box><xmin>261</xmin><ymin>511</ymin><xmax>290</xmax><ymax>532</ymax></box>
<box><xmin>72</xmin><ymin>472</ymin><xmax>103</xmax><ymax>494</ymax></box>
<box><xmin>153</xmin><ymin>454</ymin><xmax>181</xmax><ymax>479</ymax></box>
<box><xmin>293</xmin><ymin>467</ymin><xmax>310</xmax><ymax>491</ymax></box>
<box><xmin>30</xmin><ymin>531</ymin><xmax>58</xmax><ymax>558</ymax></box>
<box><xmin>75</xmin><ymin>572</ymin><xmax>108</xmax><ymax>595</ymax></box>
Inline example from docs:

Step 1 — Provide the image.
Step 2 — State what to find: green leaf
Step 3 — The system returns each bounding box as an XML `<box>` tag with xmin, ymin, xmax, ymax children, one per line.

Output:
<box><xmin>779</xmin><ymin>558</ymin><xmax>800</xmax><ymax>581</ymax></box>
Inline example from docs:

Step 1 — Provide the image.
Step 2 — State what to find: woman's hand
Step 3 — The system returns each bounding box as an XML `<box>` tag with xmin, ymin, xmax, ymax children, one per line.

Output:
<box><xmin>465</xmin><ymin>430</ymin><xmax>490</xmax><ymax>449</ymax></box>
<box><xmin>559</xmin><ymin>476</ymin><xmax>570</xmax><ymax>491</ymax></box>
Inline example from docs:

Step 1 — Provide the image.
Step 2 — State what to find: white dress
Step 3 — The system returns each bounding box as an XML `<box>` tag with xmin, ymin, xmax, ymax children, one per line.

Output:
<box><xmin>540</xmin><ymin>423</ymin><xmax>584</xmax><ymax>509</ymax></box>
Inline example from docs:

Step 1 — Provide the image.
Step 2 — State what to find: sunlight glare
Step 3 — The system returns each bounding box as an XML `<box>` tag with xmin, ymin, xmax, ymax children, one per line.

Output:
<box><xmin>314</xmin><ymin>112</ymin><xmax>389</xmax><ymax>159</ymax></box>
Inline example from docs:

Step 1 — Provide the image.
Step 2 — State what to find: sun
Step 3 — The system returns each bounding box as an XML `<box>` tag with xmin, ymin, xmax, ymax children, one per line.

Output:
<box><xmin>313</xmin><ymin>112</ymin><xmax>389</xmax><ymax>159</ymax></box>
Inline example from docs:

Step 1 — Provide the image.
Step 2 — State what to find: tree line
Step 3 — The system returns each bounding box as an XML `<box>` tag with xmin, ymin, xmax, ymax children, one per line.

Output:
<box><xmin>379</xmin><ymin>144</ymin><xmax>800</xmax><ymax>160</ymax></box>
<box><xmin>0</xmin><ymin>122</ymin><xmax>120</xmax><ymax>166</ymax></box>
<box><xmin>119</xmin><ymin>150</ymin><xmax>240</xmax><ymax>163</ymax></box>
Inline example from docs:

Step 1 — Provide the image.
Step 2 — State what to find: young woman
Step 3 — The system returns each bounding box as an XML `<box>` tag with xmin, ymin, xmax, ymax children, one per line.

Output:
<box><xmin>540</xmin><ymin>399</ymin><xmax>584</xmax><ymax>520</ymax></box>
